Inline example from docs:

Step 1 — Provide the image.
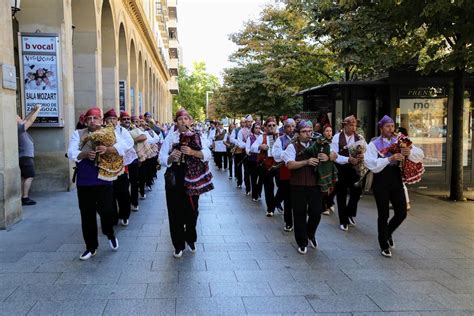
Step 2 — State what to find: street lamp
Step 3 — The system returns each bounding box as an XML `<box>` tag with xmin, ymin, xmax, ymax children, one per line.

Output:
<box><xmin>11</xmin><ymin>0</ymin><xmax>21</xmax><ymax>17</ymax></box>
<box><xmin>205</xmin><ymin>91</ymin><xmax>214</xmax><ymax>120</ymax></box>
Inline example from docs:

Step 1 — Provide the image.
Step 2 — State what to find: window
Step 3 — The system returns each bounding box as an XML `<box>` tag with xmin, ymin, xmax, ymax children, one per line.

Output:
<box><xmin>398</xmin><ymin>87</ymin><xmax>448</xmax><ymax>167</ymax></box>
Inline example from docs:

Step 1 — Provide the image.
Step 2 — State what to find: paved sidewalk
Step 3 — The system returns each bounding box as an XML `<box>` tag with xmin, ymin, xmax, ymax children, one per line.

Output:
<box><xmin>1</xmin><ymin>165</ymin><xmax>473</xmax><ymax>315</ymax></box>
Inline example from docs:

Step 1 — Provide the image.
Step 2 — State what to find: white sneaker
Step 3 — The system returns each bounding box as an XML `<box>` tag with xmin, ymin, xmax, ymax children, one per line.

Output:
<box><xmin>340</xmin><ymin>224</ymin><xmax>348</xmax><ymax>231</ymax></box>
<box><xmin>297</xmin><ymin>246</ymin><xmax>307</xmax><ymax>255</ymax></box>
<box><xmin>140</xmin><ymin>194</ymin><xmax>146</xmax><ymax>200</ymax></box>
<box><xmin>329</xmin><ymin>206</ymin><xmax>335</xmax><ymax>213</ymax></box>
<box><xmin>322</xmin><ymin>210</ymin><xmax>331</xmax><ymax>215</ymax></box>
<box><xmin>108</xmin><ymin>238</ymin><xmax>119</xmax><ymax>251</ymax></box>
<box><xmin>173</xmin><ymin>249</ymin><xmax>183</xmax><ymax>258</ymax></box>
<box><xmin>131</xmin><ymin>205</ymin><xmax>139</xmax><ymax>212</ymax></box>
<box><xmin>266</xmin><ymin>211</ymin><xmax>274</xmax><ymax>217</ymax></box>
<box><xmin>79</xmin><ymin>249</ymin><xmax>97</xmax><ymax>260</ymax></box>
<box><xmin>120</xmin><ymin>219</ymin><xmax>129</xmax><ymax>227</ymax></box>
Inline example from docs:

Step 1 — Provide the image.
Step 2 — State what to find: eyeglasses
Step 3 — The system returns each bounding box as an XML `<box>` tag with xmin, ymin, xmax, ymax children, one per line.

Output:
<box><xmin>267</xmin><ymin>124</ymin><xmax>276</xmax><ymax>127</ymax></box>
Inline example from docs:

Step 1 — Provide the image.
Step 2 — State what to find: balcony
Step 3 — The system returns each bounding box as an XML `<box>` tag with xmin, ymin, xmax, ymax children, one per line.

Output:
<box><xmin>168</xmin><ymin>0</ymin><xmax>177</xmax><ymax>8</ymax></box>
<box><xmin>168</xmin><ymin>77</ymin><xmax>179</xmax><ymax>95</ymax></box>
<box><xmin>169</xmin><ymin>58</ymin><xmax>179</xmax><ymax>70</ymax></box>
<box><xmin>169</xmin><ymin>38</ymin><xmax>178</xmax><ymax>49</ymax></box>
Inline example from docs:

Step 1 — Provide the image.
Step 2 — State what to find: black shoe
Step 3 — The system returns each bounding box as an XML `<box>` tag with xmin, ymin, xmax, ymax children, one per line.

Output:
<box><xmin>297</xmin><ymin>246</ymin><xmax>307</xmax><ymax>255</ymax></box>
<box><xmin>381</xmin><ymin>249</ymin><xmax>392</xmax><ymax>258</ymax></box>
<box><xmin>348</xmin><ymin>216</ymin><xmax>356</xmax><ymax>226</ymax></box>
<box><xmin>283</xmin><ymin>225</ymin><xmax>293</xmax><ymax>232</ymax></box>
<box><xmin>108</xmin><ymin>237</ymin><xmax>119</xmax><ymax>251</ymax></box>
<box><xmin>79</xmin><ymin>249</ymin><xmax>97</xmax><ymax>260</ymax></box>
<box><xmin>339</xmin><ymin>224</ymin><xmax>348</xmax><ymax>231</ymax></box>
<box><xmin>187</xmin><ymin>242</ymin><xmax>196</xmax><ymax>253</ymax></box>
<box><xmin>275</xmin><ymin>203</ymin><xmax>284</xmax><ymax>213</ymax></box>
<box><xmin>388</xmin><ymin>238</ymin><xmax>395</xmax><ymax>249</ymax></box>
<box><xmin>21</xmin><ymin>197</ymin><xmax>36</xmax><ymax>206</ymax></box>
<box><xmin>308</xmin><ymin>237</ymin><xmax>318</xmax><ymax>249</ymax></box>
<box><xmin>173</xmin><ymin>249</ymin><xmax>183</xmax><ymax>258</ymax></box>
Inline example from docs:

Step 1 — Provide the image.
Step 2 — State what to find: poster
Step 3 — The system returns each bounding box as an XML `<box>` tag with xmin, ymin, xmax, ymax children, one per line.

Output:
<box><xmin>119</xmin><ymin>80</ymin><xmax>126</xmax><ymax>112</ymax></box>
<box><xmin>20</xmin><ymin>34</ymin><xmax>62</xmax><ymax>126</ymax></box>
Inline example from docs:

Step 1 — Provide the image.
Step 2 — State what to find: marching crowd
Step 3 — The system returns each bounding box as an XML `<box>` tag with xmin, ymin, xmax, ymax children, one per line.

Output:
<box><xmin>67</xmin><ymin>106</ymin><xmax>424</xmax><ymax>261</ymax></box>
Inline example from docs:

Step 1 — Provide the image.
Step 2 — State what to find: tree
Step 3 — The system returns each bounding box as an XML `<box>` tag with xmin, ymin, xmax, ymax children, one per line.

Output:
<box><xmin>305</xmin><ymin>0</ymin><xmax>474</xmax><ymax>200</ymax></box>
<box><xmin>173</xmin><ymin>62</ymin><xmax>220</xmax><ymax>122</ymax></box>
<box><xmin>216</xmin><ymin>3</ymin><xmax>337</xmax><ymax>117</ymax></box>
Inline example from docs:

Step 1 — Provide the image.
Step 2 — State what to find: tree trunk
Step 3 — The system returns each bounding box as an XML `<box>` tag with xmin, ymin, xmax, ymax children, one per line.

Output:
<box><xmin>449</xmin><ymin>68</ymin><xmax>465</xmax><ymax>201</ymax></box>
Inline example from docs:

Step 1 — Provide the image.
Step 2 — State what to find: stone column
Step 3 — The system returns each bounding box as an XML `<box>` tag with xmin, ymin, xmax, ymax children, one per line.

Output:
<box><xmin>0</xmin><ymin>2</ymin><xmax>22</xmax><ymax>229</ymax></box>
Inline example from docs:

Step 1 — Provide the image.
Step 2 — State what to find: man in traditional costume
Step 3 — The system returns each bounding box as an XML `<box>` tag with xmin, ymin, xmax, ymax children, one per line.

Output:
<box><xmin>251</xmin><ymin>117</ymin><xmax>279</xmax><ymax>216</ymax></box>
<box><xmin>282</xmin><ymin>120</ymin><xmax>337</xmax><ymax>254</ymax></box>
<box><xmin>245</xmin><ymin>122</ymin><xmax>263</xmax><ymax>202</ymax></box>
<box><xmin>68</xmin><ymin>107</ymin><xmax>127</xmax><ymax>260</ymax></box>
<box><xmin>122</xmin><ymin>113</ymin><xmax>147</xmax><ymax>211</ymax></box>
<box><xmin>224</xmin><ymin>123</ymin><xmax>236</xmax><ymax>179</ymax></box>
<box><xmin>213</xmin><ymin>122</ymin><xmax>227</xmax><ymax>170</ymax></box>
<box><xmin>104</xmin><ymin>108</ymin><xmax>135</xmax><ymax>226</ymax></box>
<box><xmin>331</xmin><ymin>115</ymin><xmax>366</xmax><ymax>231</ymax></box>
<box><xmin>229</xmin><ymin>121</ymin><xmax>243</xmax><ymax>186</ymax></box>
<box><xmin>159</xmin><ymin>108</ymin><xmax>213</xmax><ymax>258</ymax></box>
<box><xmin>237</xmin><ymin>115</ymin><xmax>254</xmax><ymax>194</ymax></box>
<box><xmin>366</xmin><ymin>115</ymin><xmax>424</xmax><ymax>258</ymax></box>
<box><xmin>272</xmin><ymin>118</ymin><xmax>296</xmax><ymax>231</ymax></box>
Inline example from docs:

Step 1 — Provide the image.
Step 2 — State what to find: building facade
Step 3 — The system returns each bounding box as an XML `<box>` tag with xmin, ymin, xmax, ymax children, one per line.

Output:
<box><xmin>0</xmin><ymin>0</ymin><xmax>180</xmax><ymax>228</ymax></box>
<box><xmin>297</xmin><ymin>71</ymin><xmax>474</xmax><ymax>189</ymax></box>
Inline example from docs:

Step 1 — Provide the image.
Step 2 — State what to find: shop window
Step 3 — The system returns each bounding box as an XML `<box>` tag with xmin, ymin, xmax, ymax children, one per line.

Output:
<box><xmin>335</xmin><ymin>99</ymin><xmax>343</xmax><ymax>132</ymax></box>
<box><xmin>357</xmin><ymin>99</ymin><xmax>374</xmax><ymax>140</ymax></box>
<box><xmin>398</xmin><ymin>88</ymin><xmax>448</xmax><ymax>167</ymax></box>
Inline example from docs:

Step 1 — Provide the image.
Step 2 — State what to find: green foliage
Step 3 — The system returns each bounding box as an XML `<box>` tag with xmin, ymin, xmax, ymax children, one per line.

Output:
<box><xmin>172</xmin><ymin>62</ymin><xmax>220</xmax><ymax>122</ymax></box>
<box><xmin>306</xmin><ymin>0</ymin><xmax>474</xmax><ymax>77</ymax></box>
<box><xmin>216</xmin><ymin>3</ymin><xmax>337</xmax><ymax>118</ymax></box>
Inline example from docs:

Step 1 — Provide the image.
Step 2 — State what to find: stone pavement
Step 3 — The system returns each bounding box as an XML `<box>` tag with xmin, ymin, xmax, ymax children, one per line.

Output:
<box><xmin>0</xmin><ymin>164</ymin><xmax>474</xmax><ymax>315</ymax></box>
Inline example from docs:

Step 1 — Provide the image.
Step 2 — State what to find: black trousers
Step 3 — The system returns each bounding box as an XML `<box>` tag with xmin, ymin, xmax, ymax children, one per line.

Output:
<box><xmin>373</xmin><ymin>166</ymin><xmax>407</xmax><ymax>250</ymax></box>
<box><xmin>247</xmin><ymin>160</ymin><xmax>260</xmax><ymax>199</ymax></box>
<box><xmin>113</xmin><ymin>173</ymin><xmax>131</xmax><ymax>221</ymax></box>
<box><xmin>259</xmin><ymin>167</ymin><xmax>276</xmax><ymax>212</ymax></box>
<box><xmin>145</xmin><ymin>157</ymin><xmax>156</xmax><ymax>187</ymax></box>
<box><xmin>278</xmin><ymin>178</ymin><xmax>292</xmax><ymax>226</ymax></box>
<box><xmin>322</xmin><ymin>189</ymin><xmax>336</xmax><ymax>211</ymax></box>
<box><xmin>138</xmin><ymin>161</ymin><xmax>146</xmax><ymax>196</ymax></box>
<box><xmin>291</xmin><ymin>185</ymin><xmax>322</xmax><ymax>248</ymax></box>
<box><xmin>335</xmin><ymin>164</ymin><xmax>362</xmax><ymax>225</ymax></box>
<box><xmin>165</xmin><ymin>171</ymin><xmax>200</xmax><ymax>251</ymax></box>
<box><xmin>77</xmin><ymin>185</ymin><xmax>115</xmax><ymax>251</ymax></box>
<box><xmin>227</xmin><ymin>149</ymin><xmax>233</xmax><ymax>177</ymax></box>
<box><xmin>214</xmin><ymin>151</ymin><xmax>226</xmax><ymax>169</ymax></box>
<box><xmin>128</xmin><ymin>162</ymin><xmax>139</xmax><ymax>207</ymax></box>
<box><xmin>243</xmin><ymin>158</ymin><xmax>251</xmax><ymax>192</ymax></box>
<box><xmin>234</xmin><ymin>153</ymin><xmax>244</xmax><ymax>186</ymax></box>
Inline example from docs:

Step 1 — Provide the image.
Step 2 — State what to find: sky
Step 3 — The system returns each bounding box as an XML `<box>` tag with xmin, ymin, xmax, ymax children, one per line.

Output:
<box><xmin>177</xmin><ymin>0</ymin><xmax>274</xmax><ymax>79</ymax></box>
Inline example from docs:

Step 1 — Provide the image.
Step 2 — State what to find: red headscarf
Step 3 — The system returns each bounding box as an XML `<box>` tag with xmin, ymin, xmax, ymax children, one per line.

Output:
<box><xmin>104</xmin><ymin>108</ymin><xmax>118</xmax><ymax>119</ymax></box>
<box><xmin>84</xmin><ymin>107</ymin><xmax>102</xmax><ymax>118</ymax></box>
<box><xmin>120</xmin><ymin>111</ymin><xmax>130</xmax><ymax>119</ymax></box>
<box><xmin>175</xmin><ymin>108</ymin><xmax>192</xmax><ymax>121</ymax></box>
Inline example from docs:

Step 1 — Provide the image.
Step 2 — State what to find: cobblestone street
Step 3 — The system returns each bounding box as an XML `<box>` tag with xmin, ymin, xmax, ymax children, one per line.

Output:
<box><xmin>1</xmin><ymin>165</ymin><xmax>474</xmax><ymax>315</ymax></box>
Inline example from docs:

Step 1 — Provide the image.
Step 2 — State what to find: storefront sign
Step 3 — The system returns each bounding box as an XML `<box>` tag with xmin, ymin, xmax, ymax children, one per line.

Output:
<box><xmin>19</xmin><ymin>33</ymin><xmax>63</xmax><ymax>127</ymax></box>
<box><xmin>119</xmin><ymin>80</ymin><xmax>126</xmax><ymax>112</ymax></box>
<box><xmin>399</xmin><ymin>87</ymin><xmax>447</xmax><ymax>99</ymax></box>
